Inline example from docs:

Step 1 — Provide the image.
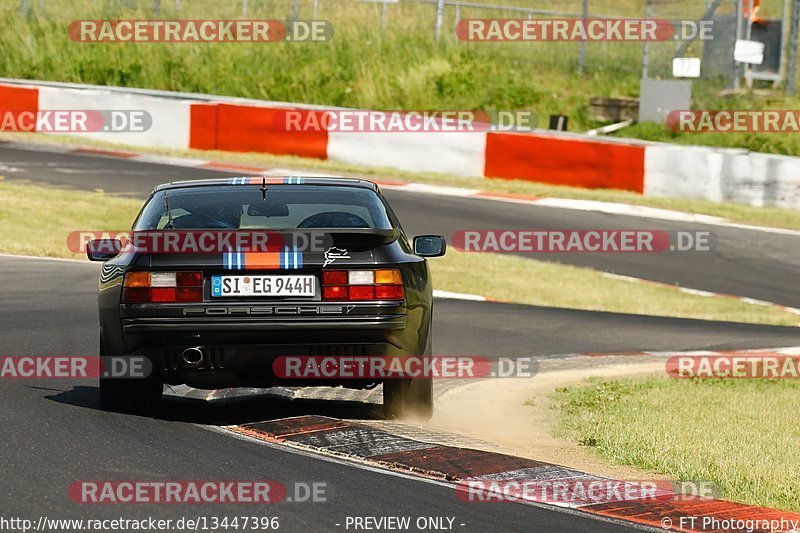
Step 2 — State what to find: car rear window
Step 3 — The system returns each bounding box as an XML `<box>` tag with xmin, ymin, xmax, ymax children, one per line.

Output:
<box><xmin>133</xmin><ymin>185</ymin><xmax>394</xmax><ymax>230</ymax></box>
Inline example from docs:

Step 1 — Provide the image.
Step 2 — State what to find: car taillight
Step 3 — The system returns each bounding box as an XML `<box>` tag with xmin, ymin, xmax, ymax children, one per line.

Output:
<box><xmin>322</xmin><ymin>269</ymin><xmax>405</xmax><ymax>301</ymax></box>
<box><xmin>122</xmin><ymin>271</ymin><xmax>203</xmax><ymax>303</ymax></box>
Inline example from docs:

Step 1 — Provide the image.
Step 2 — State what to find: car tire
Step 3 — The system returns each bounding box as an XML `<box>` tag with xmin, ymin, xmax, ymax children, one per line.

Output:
<box><xmin>383</xmin><ymin>320</ymin><xmax>435</xmax><ymax>420</ymax></box>
<box><xmin>383</xmin><ymin>377</ymin><xmax>433</xmax><ymax>420</ymax></box>
<box><xmin>98</xmin><ymin>335</ymin><xmax>163</xmax><ymax>414</ymax></box>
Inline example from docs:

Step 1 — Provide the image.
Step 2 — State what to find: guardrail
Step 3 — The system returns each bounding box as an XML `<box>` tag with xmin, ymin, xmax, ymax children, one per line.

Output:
<box><xmin>0</xmin><ymin>77</ymin><xmax>797</xmax><ymax>209</ymax></box>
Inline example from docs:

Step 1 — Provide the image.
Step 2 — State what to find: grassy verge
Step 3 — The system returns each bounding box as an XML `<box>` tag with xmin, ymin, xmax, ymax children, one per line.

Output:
<box><xmin>0</xmin><ymin>180</ymin><xmax>797</xmax><ymax>326</ymax></box>
<box><xmin>0</xmin><ymin>180</ymin><xmax>140</xmax><ymax>257</ymax></box>
<box><xmin>433</xmin><ymin>250</ymin><xmax>799</xmax><ymax>326</ymax></box>
<box><xmin>4</xmin><ymin>131</ymin><xmax>800</xmax><ymax>231</ymax></box>
<box><xmin>552</xmin><ymin>376</ymin><xmax>800</xmax><ymax>511</ymax></box>
<box><xmin>2</xmin><ymin>0</ymin><xmax>800</xmax><ymax>155</ymax></box>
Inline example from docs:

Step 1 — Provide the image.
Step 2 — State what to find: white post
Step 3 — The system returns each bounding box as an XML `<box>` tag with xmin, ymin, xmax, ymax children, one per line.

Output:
<box><xmin>434</xmin><ymin>0</ymin><xmax>445</xmax><ymax>40</ymax></box>
<box><xmin>744</xmin><ymin>0</ymin><xmax>755</xmax><ymax>87</ymax></box>
<box><xmin>734</xmin><ymin>0</ymin><xmax>744</xmax><ymax>89</ymax></box>
<box><xmin>641</xmin><ymin>0</ymin><xmax>653</xmax><ymax>79</ymax></box>
<box><xmin>778</xmin><ymin>0</ymin><xmax>790</xmax><ymax>88</ymax></box>
<box><xmin>578</xmin><ymin>0</ymin><xmax>588</xmax><ymax>74</ymax></box>
<box><xmin>787</xmin><ymin>0</ymin><xmax>800</xmax><ymax>95</ymax></box>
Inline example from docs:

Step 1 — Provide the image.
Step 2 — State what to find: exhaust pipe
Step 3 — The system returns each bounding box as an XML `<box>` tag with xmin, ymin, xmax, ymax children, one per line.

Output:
<box><xmin>181</xmin><ymin>347</ymin><xmax>204</xmax><ymax>368</ymax></box>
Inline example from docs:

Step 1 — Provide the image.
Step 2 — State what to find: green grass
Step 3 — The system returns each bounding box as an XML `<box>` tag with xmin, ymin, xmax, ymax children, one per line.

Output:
<box><xmin>0</xmin><ymin>179</ymin><xmax>797</xmax><ymax>326</ymax></box>
<box><xmin>2</xmin><ymin>0</ymin><xmax>800</xmax><ymax>155</ymax></box>
<box><xmin>552</xmin><ymin>376</ymin><xmax>800</xmax><ymax>511</ymax></box>
<box><xmin>0</xmin><ymin>179</ymin><xmax>140</xmax><ymax>257</ymax></box>
<box><xmin>6</xmin><ymin>131</ymin><xmax>800</xmax><ymax>231</ymax></box>
<box><xmin>433</xmin><ymin>249</ymin><xmax>800</xmax><ymax>326</ymax></box>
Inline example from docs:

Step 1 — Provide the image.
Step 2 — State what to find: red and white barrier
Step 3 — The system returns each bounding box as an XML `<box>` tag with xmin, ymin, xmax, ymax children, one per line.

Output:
<box><xmin>190</xmin><ymin>103</ymin><xmax>328</xmax><ymax>159</ymax></box>
<box><xmin>0</xmin><ymin>82</ymin><xmax>191</xmax><ymax>149</ymax></box>
<box><xmin>38</xmin><ymin>86</ymin><xmax>192</xmax><ymax>149</ymax></box>
<box><xmin>1</xmin><ymin>80</ymin><xmax>798</xmax><ymax>209</ymax></box>
<box><xmin>643</xmin><ymin>143</ymin><xmax>800</xmax><ymax>209</ymax></box>
<box><xmin>0</xmin><ymin>83</ymin><xmax>39</xmax><ymax>127</ymax></box>
<box><xmin>328</xmin><ymin>130</ymin><xmax>486</xmax><ymax>177</ymax></box>
<box><xmin>485</xmin><ymin>130</ymin><xmax>646</xmax><ymax>192</ymax></box>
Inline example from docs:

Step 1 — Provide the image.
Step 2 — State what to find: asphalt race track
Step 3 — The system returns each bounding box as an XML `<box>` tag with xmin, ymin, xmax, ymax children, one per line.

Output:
<box><xmin>5</xmin><ymin>255</ymin><xmax>800</xmax><ymax>532</ymax></box>
<box><xmin>3</xmin><ymin>143</ymin><xmax>800</xmax><ymax>532</ymax></box>
<box><xmin>1</xmin><ymin>255</ymin><xmax>652</xmax><ymax>533</ymax></box>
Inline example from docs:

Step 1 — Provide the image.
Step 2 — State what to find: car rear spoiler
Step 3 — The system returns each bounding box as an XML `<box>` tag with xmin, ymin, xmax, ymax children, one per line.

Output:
<box><xmin>320</xmin><ymin>229</ymin><xmax>400</xmax><ymax>248</ymax></box>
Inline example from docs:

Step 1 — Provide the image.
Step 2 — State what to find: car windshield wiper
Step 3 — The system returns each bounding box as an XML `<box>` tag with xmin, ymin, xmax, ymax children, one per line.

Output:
<box><xmin>163</xmin><ymin>192</ymin><xmax>175</xmax><ymax>229</ymax></box>
<box><xmin>260</xmin><ymin>176</ymin><xmax>268</xmax><ymax>201</ymax></box>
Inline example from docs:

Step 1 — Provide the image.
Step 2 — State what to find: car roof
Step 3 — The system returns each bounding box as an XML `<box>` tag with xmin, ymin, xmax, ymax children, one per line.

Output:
<box><xmin>154</xmin><ymin>176</ymin><xmax>379</xmax><ymax>193</ymax></box>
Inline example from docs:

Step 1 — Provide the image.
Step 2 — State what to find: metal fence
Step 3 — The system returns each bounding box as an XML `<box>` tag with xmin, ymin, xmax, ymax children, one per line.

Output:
<box><xmin>15</xmin><ymin>0</ymin><xmax>800</xmax><ymax>94</ymax></box>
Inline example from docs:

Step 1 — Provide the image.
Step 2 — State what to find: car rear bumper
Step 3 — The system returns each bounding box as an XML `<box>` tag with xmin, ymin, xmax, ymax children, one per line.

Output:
<box><xmin>137</xmin><ymin>341</ymin><xmax>410</xmax><ymax>389</ymax></box>
<box><xmin>106</xmin><ymin>300</ymin><xmax>427</xmax><ymax>389</ymax></box>
<box><xmin>118</xmin><ymin>310</ymin><xmax>413</xmax><ymax>389</ymax></box>
<box><xmin>119</xmin><ymin>300</ymin><xmax>407</xmax><ymax>347</ymax></box>
<box><xmin>122</xmin><ymin>317</ymin><xmax>405</xmax><ymax>332</ymax></box>
<box><xmin>121</xmin><ymin>313</ymin><xmax>406</xmax><ymax>347</ymax></box>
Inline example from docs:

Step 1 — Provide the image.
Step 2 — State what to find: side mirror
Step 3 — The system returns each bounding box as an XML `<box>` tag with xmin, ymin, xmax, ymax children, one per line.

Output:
<box><xmin>86</xmin><ymin>239</ymin><xmax>121</xmax><ymax>261</ymax></box>
<box><xmin>413</xmin><ymin>235</ymin><xmax>446</xmax><ymax>257</ymax></box>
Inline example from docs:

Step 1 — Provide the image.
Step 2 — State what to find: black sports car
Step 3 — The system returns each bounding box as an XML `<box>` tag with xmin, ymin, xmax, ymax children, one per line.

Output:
<box><xmin>87</xmin><ymin>177</ymin><xmax>446</xmax><ymax>419</ymax></box>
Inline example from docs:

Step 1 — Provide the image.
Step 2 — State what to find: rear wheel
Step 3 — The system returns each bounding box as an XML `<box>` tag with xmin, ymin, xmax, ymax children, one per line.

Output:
<box><xmin>99</xmin><ymin>335</ymin><xmax>163</xmax><ymax>414</ymax></box>
<box><xmin>384</xmin><ymin>319</ymin><xmax>435</xmax><ymax>420</ymax></box>
<box><xmin>383</xmin><ymin>377</ymin><xmax>433</xmax><ymax>420</ymax></box>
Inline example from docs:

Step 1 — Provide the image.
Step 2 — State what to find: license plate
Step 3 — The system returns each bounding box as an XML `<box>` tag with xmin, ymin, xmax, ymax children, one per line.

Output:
<box><xmin>211</xmin><ymin>275</ymin><xmax>316</xmax><ymax>297</ymax></box>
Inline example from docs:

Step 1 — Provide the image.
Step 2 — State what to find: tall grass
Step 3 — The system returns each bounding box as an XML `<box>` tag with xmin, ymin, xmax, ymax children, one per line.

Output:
<box><xmin>0</xmin><ymin>0</ymin><xmax>798</xmax><ymax>155</ymax></box>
